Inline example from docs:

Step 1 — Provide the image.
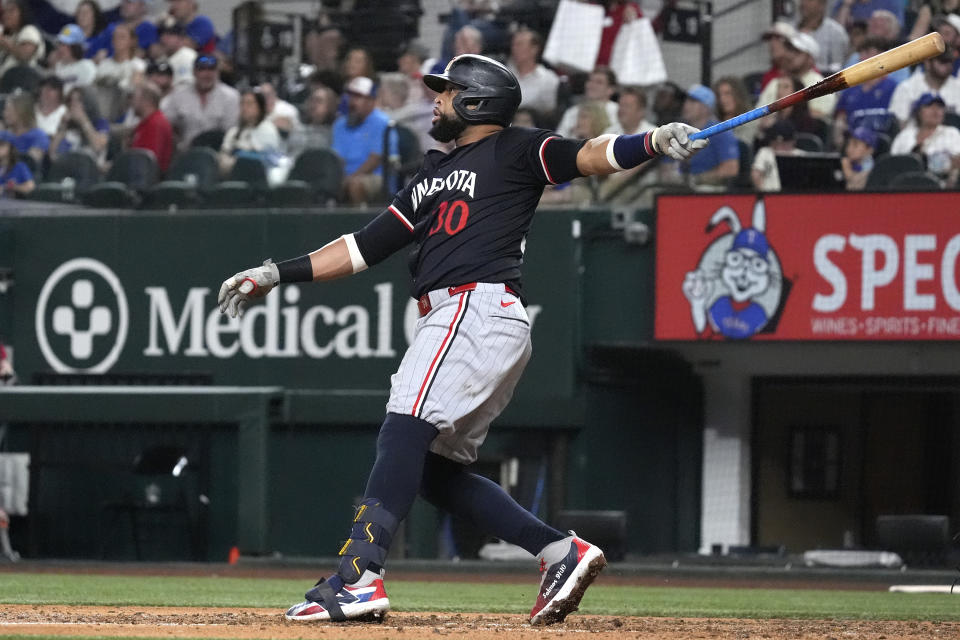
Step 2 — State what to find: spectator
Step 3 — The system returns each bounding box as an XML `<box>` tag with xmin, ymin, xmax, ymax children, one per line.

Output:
<box><xmin>158</xmin><ymin>20</ymin><xmax>197</xmax><ymax>87</ymax></box>
<box><xmin>52</xmin><ymin>24</ymin><xmax>97</xmax><ymax>92</ymax></box>
<box><xmin>305</xmin><ymin>25</ymin><xmax>343</xmax><ymax>73</ymax></box>
<box><xmin>303</xmin><ymin>25</ymin><xmax>344</xmax><ymax>92</ymax></box>
<box><xmin>0</xmin><ymin>137</ymin><xmax>34</xmax><ymax>198</ymax></box>
<box><xmin>162</xmin><ymin>54</ymin><xmax>240</xmax><ymax>150</ymax></box>
<box><xmin>75</xmin><ymin>0</ymin><xmax>108</xmax><ymax>52</ymax></box>
<box><xmin>757</xmin><ymin>76</ymin><xmax>829</xmax><ymax>145</ymax></box>
<box><xmin>130</xmin><ymin>82</ymin><xmax>173</xmax><ymax>172</ymax></box>
<box><xmin>50</xmin><ymin>87</ymin><xmax>109</xmax><ymax>164</ymax></box>
<box><xmin>167</xmin><ymin>0</ymin><xmax>216</xmax><ymax>53</ymax></box>
<box><xmin>0</xmin><ymin>92</ymin><xmax>49</xmax><ymax>167</ymax></box>
<box><xmin>218</xmin><ymin>88</ymin><xmax>282</xmax><ymax>175</ymax></box>
<box><xmin>832</xmin><ymin>0</ymin><xmax>904</xmax><ymax>30</ymax></box>
<box><xmin>35</xmin><ymin>76</ymin><xmax>67</xmax><ymax>137</ymax></box>
<box><xmin>890</xmin><ymin>92</ymin><xmax>960</xmax><ymax>186</ymax></box>
<box><xmin>795</xmin><ymin>0</ymin><xmax>849</xmax><ymax>73</ymax></box>
<box><xmin>259</xmin><ymin>82</ymin><xmax>301</xmax><ymax>137</ymax></box>
<box><xmin>866</xmin><ymin>9</ymin><xmax>902</xmax><ymax>43</ymax></box>
<box><xmin>889</xmin><ymin>48</ymin><xmax>960</xmax><ymax>125</ymax></box>
<box><xmin>147</xmin><ymin>60</ymin><xmax>175</xmax><ymax>107</ymax></box>
<box><xmin>604</xmin><ymin>86</ymin><xmax>655</xmax><ymax>135</ymax></box>
<box><xmin>841</xmin><ymin>125</ymin><xmax>876</xmax><ymax>190</ymax></box>
<box><xmin>332</xmin><ymin>76</ymin><xmax>391</xmax><ymax>205</ymax></box>
<box><xmin>337</xmin><ymin>46</ymin><xmax>376</xmax><ymax>115</ymax></box>
<box><xmin>88</xmin><ymin>0</ymin><xmax>158</xmax><ymax>60</ymax></box>
<box><xmin>0</xmin><ymin>0</ymin><xmax>46</xmax><ymax>76</ymax></box>
<box><xmin>542</xmin><ymin>101</ymin><xmax>611</xmax><ymax>205</ymax></box>
<box><xmin>556</xmin><ymin>67</ymin><xmax>619</xmax><ymax>138</ymax></box>
<box><xmin>397</xmin><ymin>41</ymin><xmax>431</xmax><ymax>104</ymax></box>
<box><xmin>511</xmin><ymin>107</ymin><xmax>541</xmax><ymax>128</ymax></box>
<box><xmin>910</xmin><ymin>6</ymin><xmax>960</xmax><ymax>43</ymax></box>
<box><xmin>0</xmin><ymin>341</ymin><xmax>14</xmax><ymax>384</ymax></box>
<box><xmin>652</xmin><ymin>81</ymin><xmax>685</xmax><ymax>124</ymax></box>
<box><xmin>378</xmin><ymin>72</ymin><xmax>434</xmax><ymax>152</ymax></box>
<box><xmin>287</xmin><ymin>85</ymin><xmax>338</xmax><ymax>155</ymax></box>
<box><xmin>759</xmin><ymin>21</ymin><xmax>797</xmax><ymax>90</ymax></box>
<box><xmin>751</xmin><ymin>120</ymin><xmax>798</xmax><ymax>192</ymax></box>
<box><xmin>842</xmin><ymin>31</ymin><xmax>909</xmax><ymax>83</ymax></box>
<box><xmin>713</xmin><ymin>76</ymin><xmax>760</xmax><ymax>146</ymax></box>
<box><xmin>597</xmin><ymin>86</ymin><xmax>658</xmax><ymax>202</ymax></box>
<box><xmin>96</xmin><ymin>22</ymin><xmax>147</xmax><ymax>94</ymax></box>
<box><xmin>429</xmin><ymin>25</ymin><xmax>484</xmax><ymax>75</ymax></box>
<box><xmin>596</xmin><ymin>1</ymin><xmax>643</xmax><ymax>67</ymax></box>
<box><xmin>342</xmin><ymin>46</ymin><xmax>376</xmax><ymax>85</ymax></box>
<box><xmin>666</xmin><ymin>84</ymin><xmax>739</xmax><ymax>188</ymax></box>
<box><xmin>507</xmin><ymin>28</ymin><xmax>560</xmax><ymax>122</ymax></box>
<box><xmin>756</xmin><ymin>31</ymin><xmax>836</xmax><ymax>120</ymax></box>
<box><xmin>832</xmin><ymin>37</ymin><xmax>898</xmax><ymax>146</ymax></box>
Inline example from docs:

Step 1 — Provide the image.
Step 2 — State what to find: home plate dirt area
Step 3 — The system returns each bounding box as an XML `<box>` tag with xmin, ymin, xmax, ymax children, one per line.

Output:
<box><xmin>1</xmin><ymin>605</ymin><xmax>958</xmax><ymax>640</ymax></box>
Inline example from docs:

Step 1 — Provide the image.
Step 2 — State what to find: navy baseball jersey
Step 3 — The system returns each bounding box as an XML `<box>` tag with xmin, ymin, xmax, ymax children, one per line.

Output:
<box><xmin>354</xmin><ymin>127</ymin><xmax>584</xmax><ymax>300</ymax></box>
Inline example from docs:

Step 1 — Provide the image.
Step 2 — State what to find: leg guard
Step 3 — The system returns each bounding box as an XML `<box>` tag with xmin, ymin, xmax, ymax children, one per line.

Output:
<box><xmin>336</xmin><ymin>498</ymin><xmax>399</xmax><ymax>584</ymax></box>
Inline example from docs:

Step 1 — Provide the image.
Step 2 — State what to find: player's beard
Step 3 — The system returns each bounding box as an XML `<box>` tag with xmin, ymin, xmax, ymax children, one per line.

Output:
<box><xmin>430</xmin><ymin>111</ymin><xmax>467</xmax><ymax>143</ymax></box>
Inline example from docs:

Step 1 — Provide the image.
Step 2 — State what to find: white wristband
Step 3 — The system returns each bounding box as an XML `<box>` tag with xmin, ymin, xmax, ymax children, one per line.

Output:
<box><xmin>342</xmin><ymin>233</ymin><xmax>368</xmax><ymax>273</ymax></box>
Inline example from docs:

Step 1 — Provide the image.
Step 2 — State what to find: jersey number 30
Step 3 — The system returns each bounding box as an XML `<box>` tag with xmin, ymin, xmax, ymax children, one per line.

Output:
<box><xmin>428</xmin><ymin>200</ymin><xmax>470</xmax><ymax>237</ymax></box>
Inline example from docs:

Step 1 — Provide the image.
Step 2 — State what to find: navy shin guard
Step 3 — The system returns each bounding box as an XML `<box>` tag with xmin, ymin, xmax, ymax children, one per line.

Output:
<box><xmin>335</xmin><ymin>413</ymin><xmax>437</xmax><ymax>583</ymax></box>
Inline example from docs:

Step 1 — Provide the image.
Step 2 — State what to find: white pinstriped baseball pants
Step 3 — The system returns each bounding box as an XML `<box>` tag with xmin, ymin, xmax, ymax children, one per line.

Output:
<box><xmin>386</xmin><ymin>283</ymin><xmax>532</xmax><ymax>464</ymax></box>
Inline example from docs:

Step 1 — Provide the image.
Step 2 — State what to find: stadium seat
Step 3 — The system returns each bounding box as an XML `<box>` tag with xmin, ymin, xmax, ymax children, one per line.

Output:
<box><xmin>164</xmin><ymin>147</ymin><xmax>220</xmax><ymax>190</ymax></box>
<box><xmin>0</xmin><ymin>65</ymin><xmax>41</xmax><ymax>94</ymax></box>
<box><xmin>82</xmin><ymin>182</ymin><xmax>139</xmax><ymax>208</ymax></box>
<box><xmin>203</xmin><ymin>181</ymin><xmax>257</xmax><ymax>208</ymax></box>
<box><xmin>227</xmin><ymin>156</ymin><xmax>269</xmax><ymax>192</ymax></box>
<box><xmin>383</xmin><ymin>122</ymin><xmax>421</xmax><ymax>195</ymax></box>
<box><xmin>141</xmin><ymin>180</ymin><xmax>201</xmax><ymax>209</ymax></box>
<box><xmin>866</xmin><ymin>154</ymin><xmax>924</xmax><ymax>190</ymax></box>
<box><xmin>873</xmin><ymin>132</ymin><xmax>891</xmax><ymax>157</ymax></box>
<box><xmin>943</xmin><ymin>111</ymin><xmax>960</xmax><ymax>130</ymax></box>
<box><xmin>106</xmin><ymin>149</ymin><xmax>159</xmax><ymax>191</ymax></box>
<box><xmin>794</xmin><ymin>132</ymin><xmax>824</xmax><ymax>152</ymax></box>
<box><xmin>889</xmin><ymin>171</ymin><xmax>942</xmax><ymax>190</ymax></box>
<box><xmin>742</xmin><ymin>71</ymin><xmax>765</xmax><ymax>100</ymax></box>
<box><xmin>190</xmin><ymin>129</ymin><xmax>225</xmax><ymax>151</ymax></box>
<box><xmin>288</xmin><ymin>148</ymin><xmax>343</xmax><ymax>204</ymax></box>
<box><xmin>731</xmin><ymin>139</ymin><xmax>753</xmax><ymax>191</ymax></box>
<box><xmin>42</xmin><ymin>150</ymin><xmax>102</xmax><ymax>198</ymax></box>
<box><xmin>269</xmin><ymin>180</ymin><xmax>314</xmax><ymax>207</ymax></box>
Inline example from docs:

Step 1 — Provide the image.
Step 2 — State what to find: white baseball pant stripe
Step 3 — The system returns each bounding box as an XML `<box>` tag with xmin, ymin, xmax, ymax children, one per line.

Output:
<box><xmin>387</xmin><ymin>283</ymin><xmax>532</xmax><ymax>464</ymax></box>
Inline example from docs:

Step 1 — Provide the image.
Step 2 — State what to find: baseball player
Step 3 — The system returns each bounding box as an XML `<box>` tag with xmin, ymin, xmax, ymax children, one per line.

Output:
<box><xmin>218</xmin><ymin>54</ymin><xmax>707</xmax><ymax>624</ymax></box>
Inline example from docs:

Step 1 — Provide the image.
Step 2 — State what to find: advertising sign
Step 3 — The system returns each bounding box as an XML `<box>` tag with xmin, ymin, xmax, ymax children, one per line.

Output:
<box><xmin>655</xmin><ymin>193</ymin><xmax>960</xmax><ymax>341</ymax></box>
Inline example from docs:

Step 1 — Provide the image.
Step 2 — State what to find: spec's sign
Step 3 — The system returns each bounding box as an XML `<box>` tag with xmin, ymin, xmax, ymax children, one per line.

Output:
<box><xmin>655</xmin><ymin>193</ymin><xmax>960</xmax><ymax>341</ymax></box>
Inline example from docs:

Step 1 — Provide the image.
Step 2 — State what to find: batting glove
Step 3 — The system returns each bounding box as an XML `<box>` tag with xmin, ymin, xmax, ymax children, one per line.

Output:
<box><xmin>217</xmin><ymin>259</ymin><xmax>280</xmax><ymax>318</ymax></box>
<box><xmin>652</xmin><ymin>123</ymin><xmax>708</xmax><ymax>161</ymax></box>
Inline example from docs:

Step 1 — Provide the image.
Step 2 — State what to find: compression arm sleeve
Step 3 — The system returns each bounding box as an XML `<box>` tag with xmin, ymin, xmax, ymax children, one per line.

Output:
<box><xmin>353</xmin><ymin>204</ymin><xmax>417</xmax><ymax>267</ymax></box>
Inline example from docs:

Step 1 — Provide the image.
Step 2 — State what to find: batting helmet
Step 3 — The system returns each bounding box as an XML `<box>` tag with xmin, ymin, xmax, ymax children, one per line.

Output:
<box><xmin>423</xmin><ymin>54</ymin><xmax>521</xmax><ymax>127</ymax></box>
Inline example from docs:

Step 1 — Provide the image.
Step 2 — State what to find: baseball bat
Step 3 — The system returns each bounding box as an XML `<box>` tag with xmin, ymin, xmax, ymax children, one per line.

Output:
<box><xmin>689</xmin><ymin>32</ymin><xmax>945</xmax><ymax>141</ymax></box>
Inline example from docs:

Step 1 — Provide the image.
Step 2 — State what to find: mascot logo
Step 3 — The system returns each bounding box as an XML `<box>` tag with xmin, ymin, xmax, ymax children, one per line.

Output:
<box><xmin>682</xmin><ymin>199</ymin><xmax>789</xmax><ymax>339</ymax></box>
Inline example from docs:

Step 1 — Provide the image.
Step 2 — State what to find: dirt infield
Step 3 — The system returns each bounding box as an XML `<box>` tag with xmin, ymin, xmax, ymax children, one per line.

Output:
<box><xmin>3</xmin><ymin>605</ymin><xmax>959</xmax><ymax>640</ymax></box>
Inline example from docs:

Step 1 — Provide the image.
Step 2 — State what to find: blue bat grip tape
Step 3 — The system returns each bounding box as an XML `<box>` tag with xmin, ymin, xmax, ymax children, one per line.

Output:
<box><xmin>690</xmin><ymin>105</ymin><xmax>771</xmax><ymax>140</ymax></box>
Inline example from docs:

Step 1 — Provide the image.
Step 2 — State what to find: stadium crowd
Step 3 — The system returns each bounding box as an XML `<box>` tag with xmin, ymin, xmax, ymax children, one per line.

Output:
<box><xmin>0</xmin><ymin>0</ymin><xmax>956</xmax><ymax>208</ymax></box>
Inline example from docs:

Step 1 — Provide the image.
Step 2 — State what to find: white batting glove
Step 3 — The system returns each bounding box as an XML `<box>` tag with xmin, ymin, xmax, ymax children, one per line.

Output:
<box><xmin>652</xmin><ymin>123</ymin><xmax>708</xmax><ymax>161</ymax></box>
<box><xmin>217</xmin><ymin>259</ymin><xmax>280</xmax><ymax>318</ymax></box>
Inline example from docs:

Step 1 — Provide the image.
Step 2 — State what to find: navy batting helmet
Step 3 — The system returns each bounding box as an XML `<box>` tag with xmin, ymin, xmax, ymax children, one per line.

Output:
<box><xmin>423</xmin><ymin>54</ymin><xmax>521</xmax><ymax>127</ymax></box>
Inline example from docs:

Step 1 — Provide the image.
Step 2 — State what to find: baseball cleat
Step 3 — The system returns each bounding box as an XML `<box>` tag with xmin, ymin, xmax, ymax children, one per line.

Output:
<box><xmin>529</xmin><ymin>535</ymin><xmax>607</xmax><ymax>625</ymax></box>
<box><xmin>285</xmin><ymin>569</ymin><xmax>389</xmax><ymax>622</ymax></box>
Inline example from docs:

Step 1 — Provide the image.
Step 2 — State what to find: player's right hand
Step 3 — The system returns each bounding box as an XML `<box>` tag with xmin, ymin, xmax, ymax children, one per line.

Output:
<box><xmin>652</xmin><ymin>123</ymin><xmax>708</xmax><ymax>161</ymax></box>
<box><xmin>218</xmin><ymin>259</ymin><xmax>280</xmax><ymax>318</ymax></box>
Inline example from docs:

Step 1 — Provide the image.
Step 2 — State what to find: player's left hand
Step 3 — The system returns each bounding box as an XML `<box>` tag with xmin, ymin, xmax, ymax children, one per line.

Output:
<box><xmin>652</xmin><ymin>123</ymin><xmax>708</xmax><ymax>161</ymax></box>
<box><xmin>218</xmin><ymin>259</ymin><xmax>280</xmax><ymax>318</ymax></box>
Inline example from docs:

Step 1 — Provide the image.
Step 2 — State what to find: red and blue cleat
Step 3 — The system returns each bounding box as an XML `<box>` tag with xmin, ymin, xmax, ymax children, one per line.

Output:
<box><xmin>529</xmin><ymin>535</ymin><xmax>607</xmax><ymax>625</ymax></box>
